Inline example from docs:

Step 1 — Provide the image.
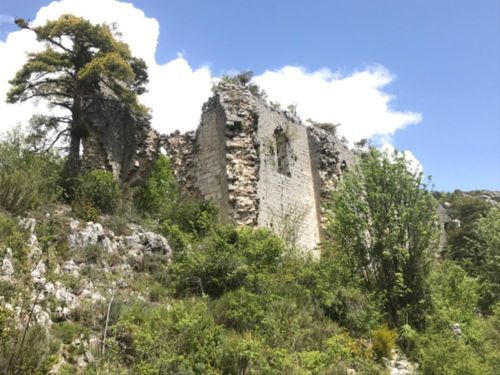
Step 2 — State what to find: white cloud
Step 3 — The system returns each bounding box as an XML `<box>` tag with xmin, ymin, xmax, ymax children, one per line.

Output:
<box><xmin>0</xmin><ymin>0</ymin><xmax>422</xmax><ymax>172</ymax></box>
<box><xmin>254</xmin><ymin>65</ymin><xmax>422</xmax><ymax>144</ymax></box>
<box><xmin>380</xmin><ymin>143</ymin><xmax>423</xmax><ymax>174</ymax></box>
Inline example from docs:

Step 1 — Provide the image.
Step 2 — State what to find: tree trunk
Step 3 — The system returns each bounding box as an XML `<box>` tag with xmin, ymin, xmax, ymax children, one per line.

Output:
<box><xmin>67</xmin><ymin>132</ymin><xmax>81</xmax><ymax>178</ymax></box>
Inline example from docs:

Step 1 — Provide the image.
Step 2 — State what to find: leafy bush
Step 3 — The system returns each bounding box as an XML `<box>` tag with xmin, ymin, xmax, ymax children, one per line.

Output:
<box><xmin>371</xmin><ymin>325</ymin><xmax>397</xmax><ymax>360</ymax></box>
<box><xmin>443</xmin><ymin>191</ymin><xmax>492</xmax><ymax>273</ymax></box>
<box><xmin>0</xmin><ymin>211</ymin><xmax>30</xmax><ymax>272</ymax></box>
<box><xmin>135</xmin><ymin>155</ymin><xmax>178</xmax><ymax>214</ymax></box>
<box><xmin>429</xmin><ymin>260</ymin><xmax>479</xmax><ymax>325</ymax></box>
<box><xmin>416</xmin><ymin>330</ymin><xmax>490</xmax><ymax>375</ymax></box>
<box><xmin>326</xmin><ymin>148</ymin><xmax>438</xmax><ymax>327</ymax></box>
<box><xmin>0</xmin><ymin>130</ymin><xmax>63</xmax><ymax>214</ymax></box>
<box><xmin>471</xmin><ymin>207</ymin><xmax>500</xmax><ymax>313</ymax></box>
<box><xmin>169</xmin><ymin>226</ymin><xmax>284</xmax><ymax>298</ymax></box>
<box><xmin>112</xmin><ymin>299</ymin><xmax>222</xmax><ymax>374</ymax></box>
<box><xmin>0</xmin><ymin>321</ymin><xmax>59</xmax><ymax>374</ymax></box>
<box><xmin>73</xmin><ymin>170</ymin><xmax>121</xmax><ymax>216</ymax></box>
<box><xmin>212</xmin><ymin>289</ymin><xmax>266</xmax><ymax>331</ymax></box>
<box><xmin>52</xmin><ymin>321</ymin><xmax>88</xmax><ymax>345</ymax></box>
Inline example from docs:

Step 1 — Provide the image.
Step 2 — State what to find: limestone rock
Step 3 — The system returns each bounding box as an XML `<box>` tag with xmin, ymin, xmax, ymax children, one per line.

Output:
<box><xmin>62</xmin><ymin>260</ymin><xmax>80</xmax><ymax>275</ymax></box>
<box><xmin>68</xmin><ymin>220</ymin><xmax>105</xmax><ymax>249</ymax></box>
<box><xmin>451</xmin><ymin>323</ymin><xmax>462</xmax><ymax>336</ymax></box>
<box><xmin>1</xmin><ymin>257</ymin><xmax>14</xmax><ymax>278</ymax></box>
<box><xmin>386</xmin><ymin>350</ymin><xmax>416</xmax><ymax>375</ymax></box>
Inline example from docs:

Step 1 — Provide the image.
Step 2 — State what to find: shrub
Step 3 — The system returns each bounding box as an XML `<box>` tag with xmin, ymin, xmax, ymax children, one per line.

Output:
<box><xmin>0</xmin><ymin>131</ymin><xmax>63</xmax><ymax>214</ymax></box>
<box><xmin>0</xmin><ymin>322</ymin><xmax>59</xmax><ymax>374</ymax></box>
<box><xmin>371</xmin><ymin>325</ymin><xmax>397</xmax><ymax>360</ymax></box>
<box><xmin>219</xmin><ymin>333</ymin><xmax>272</xmax><ymax>374</ymax></box>
<box><xmin>113</xmin><ymin>299</ymin><xmax>222</xmax><ymax>373</ymax></box>
<box><xmin>135</xmin><ymin>155</ymin><xmax>178</xmax><ymax>214</ymax></box>
<box><xmin>71</xmin><ymin>199</ymin><xmax>100</xmax><ymax>222</ymax></box>
<box><xmin>0</xmin><ymin>170</ymin><xmax>39</xmax><ymax>214</ymax></box>
<box><xmin>169</xmin><ymin>226</ymin><xmax>284</xmax><ymax>298</ymax></box>
<box><xmin>326</xmin><ymin>148</ymin><xmax>438</xmax><ymax>327</ymax></box>
<box><xmin>74</xmin><ymin>170</ymin><xmax>121</xmax><ymax>215</ymax></box>
<box><xmin>0</xmin><ymin>211</ymin><xmax>30</xmax><ymax>272</ymax></box>
<box><xmin>52</xmin><ymin>321</ymin><xmax>88</xmax><ymax>345</ymax></box>
<box><xmin>212</xmin><ymin>289</ymin><xmax>266</xmax><ymax>331</ymax></box>
<box><xmin>417</xmin><ymin>330</ymin><xmax>490</xmax><ymax>374</ymax></box>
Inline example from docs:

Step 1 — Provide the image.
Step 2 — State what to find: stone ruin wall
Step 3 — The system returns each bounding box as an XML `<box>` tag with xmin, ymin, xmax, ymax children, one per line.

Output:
<box><xmin>77</xmin><ymin>82</ymin><xmax>353</xmax><ymax>251</ymax></box>
<box><xmin>164</xmin><ymin>82</ymin><xmax>353</xmax><ymax>251</ymax></box>
<box><xmin>254</xmin><ymin>101</ymin><xmax>321</xmax><ymax>251</ymax></box>
<box><xmin>307</xmin><ymin>125</ymin><xmax>354</xmax><ymax>229</ymax></box>
<box><xmin>81</xmin><ymin>101</ymin><xmax>160</xmax><ymax>185</ymax></box>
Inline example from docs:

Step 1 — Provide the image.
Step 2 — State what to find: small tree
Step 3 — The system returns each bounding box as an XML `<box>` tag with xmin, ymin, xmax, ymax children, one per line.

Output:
<box><xmin>326</xmin><ymin>148</ymin><xmax>438</xmax><ymax>326</ymax></box>
<box><xmin>7</xmin><ymin>15</ymin><xmax>148</xmax><ymax>178</ymax></box>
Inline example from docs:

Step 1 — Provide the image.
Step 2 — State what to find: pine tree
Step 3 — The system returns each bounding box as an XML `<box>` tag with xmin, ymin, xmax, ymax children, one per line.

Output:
<box><xmin>7</xmin><ymin>14</ymin><xmax>148</xmax><ymax>177</ymax></box>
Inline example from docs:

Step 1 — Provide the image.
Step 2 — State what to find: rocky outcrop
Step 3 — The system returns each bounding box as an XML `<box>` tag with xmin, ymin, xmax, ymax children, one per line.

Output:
<box><xmin>386</xmin><ymin>350</ymin><xmax>417</xmax><ymax>375</ymax></box>
<box><xmin>68</xmin><ymin>219</ymin><xmax>171</xmax><ymax>258</ymax></box>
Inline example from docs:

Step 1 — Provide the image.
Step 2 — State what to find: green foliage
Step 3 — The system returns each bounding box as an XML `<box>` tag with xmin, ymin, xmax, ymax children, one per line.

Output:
<box><xmin>135</xmin><ymin>155</ymin><xmax>178</xmax><ymax>214</ymax></box>
<box><xmin>429</xmin><ymin>260</ymin><xmax>479</xmax><ymax>324</ymax></box>
<box><xmin>73</xmin><ymin>170</ymin><xmax>121</xmax><ymax>216</ymax></box>
<box><xmin>158</xmin><ymin>194</ymin><xmax>218</xmax><ymax>252</ymax></box>
<box><xmin>443</xmin><ymin>191</ymin><xmax>493</xmax><ymax>274</ymax></box>
<box><xmin>212</xmin><ymin>289</ymin><xmax>266</xmax><ymax>331</ymax></box>
<box><xmin>315</xmin><ymin>247</ymin><xmax>384</xmax><ymax>333</ymax></box>
<box><xmin>371</xmin><ymin>325</ymin><xmax>397</xmax><ymax>360</ymax></box>
<box><xmin>326</xmin><ymin>148</ymin><xmax>438</xmax><ymax>326</ymax></box>
<box><xmin>416</xmin><ymin>330</ymin><xmax>491</xmax><ymax>375</ymax></box>
<box><xmin>169</xmin><ymin>225</ymin><xmax>284</xmax><ymax>298</ymax></box>
<box><xmin>0</xmin><ymin>131</ymin><xmax>63</xmax><ymax>214</ymax></box>
<box><xmin>52</xmin><ymin>321</ymin><xmax>88</xmax><ymax>344</ymax></box>
<box><xmin>112</xmin><ymin>299</ymin><xmax>222</xmax><ymax>374</ymax></box>
<box><xmin>0</xmin><ymin>211</ymin><xmax>30</xmax><ymax>272</ymax></box>
<box><xmin>470</xmin><ymin>207</ymin><xmax>500</xmax><ymax>312</ymax></box>
<box><xmin>0</xmin><ymin>319</ymin><xmax>59</xmax><ymax>375</ymax></box>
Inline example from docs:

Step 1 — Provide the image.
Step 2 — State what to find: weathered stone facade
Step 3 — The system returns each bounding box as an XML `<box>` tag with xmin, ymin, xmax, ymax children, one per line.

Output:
<box><xmin>81</xmin><ymin>101</ymin><xmax>160</xmax><ymax>184</ymax></box>
<box><xmin>165</xmin><ymin>82</ymin><xmax>353</xmax><ymax>252</ymax></box>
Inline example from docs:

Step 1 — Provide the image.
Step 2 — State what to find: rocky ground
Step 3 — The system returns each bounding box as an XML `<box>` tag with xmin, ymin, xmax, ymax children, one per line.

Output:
<box><xmin>0</xmin><ymin>205</ymin><xmax>171</xmax><ymax>372</ymax></box>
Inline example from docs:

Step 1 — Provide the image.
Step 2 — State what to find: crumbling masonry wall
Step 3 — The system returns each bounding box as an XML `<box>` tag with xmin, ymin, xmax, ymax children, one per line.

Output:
<box><xmin>164</xmin><ymin>82</ymin><xmax>353</xmax><ymax>251</ymax></box>
<box><xmin>255</xmin><ymin>101</ymin><xmax>321</xmax><ymax>250</ymax></box>
<box><xmin>81</xmin><ymin>101</ymin><xmax>160</xmax><ymax>184</ymax></box>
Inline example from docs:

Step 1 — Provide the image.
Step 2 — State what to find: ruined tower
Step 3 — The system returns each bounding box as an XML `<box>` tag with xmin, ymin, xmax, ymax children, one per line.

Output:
<box><xmin>165</xmin><ymin>81</ymin><xmax>353</xmax><ymax>252</ymax></box>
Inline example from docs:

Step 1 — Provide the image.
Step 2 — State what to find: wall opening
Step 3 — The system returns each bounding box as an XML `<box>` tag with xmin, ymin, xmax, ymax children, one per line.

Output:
<box><xmin>274</xmin><ymin>127</ymin><xmax>291</xmax><ymax>176</ymax></box>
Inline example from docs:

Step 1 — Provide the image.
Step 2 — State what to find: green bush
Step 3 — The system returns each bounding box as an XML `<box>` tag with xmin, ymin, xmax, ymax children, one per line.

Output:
<box><xmin>212</xmin><ymin>289</ymin><xmax>266</xmax><ymax>331</ymax></box>
<box><xmin>326</xmin><ymin>148</ymin><xmax>438</xmax><ymax>327</ymax></box>
<box><xmin>0</xmin><ymin>321</ymin><xmax>59</xmax><ymax>374</ymax></box>
<box><xmin>52</xmin><ymin>321</ymin><xmax>88</xmax><ymax>345</ymax></box>
<box><xmin>74</xmin><ymin>170</ymin><xmax>121</xmax><ymax>216</ymax></box>
<box><xmin>135</xmin><ymin>155</ymin><xmax>178</xmax><ymax>214</ymax></box>
<box><xmin>371</xmin><ymin>325</ymin><xmax>397</xmax><ymax>360</ymax></box>
<box><xmin>417</xmin><ymin>331</ymin><xmax>490</xmax><ymax>375</ymax></box>
<box><xmin>429</xmin><ymin>260</ymin><xmax>480</xmax><ymax>325</ymax></box>
<box><xmin>112</xmin><ymin>299</ymin><xmax>222</xmax><ymax>374</ymax></box>
<box><xmin>169</xmin><ymin>226</ymin><xmax>284</xmax><ymax>298</ymax></box>
<box><xmin>0</xmin><ymin>211</ymin><xmax>30</xmax><ymax>272</ymax></box>
<box><xmin>219</xmin><ymin>333</ymin><xmax>273</xmax><ymax>374</ymax></box>
<box><xmin>0</xmin><ymin>131</ymin><xmax>62</xmax><ymax>214</ymax></box>
<box><xmin>471</xmin><ymin>207</ymin><xmax>500</xmax><ymax>313</ymax></box>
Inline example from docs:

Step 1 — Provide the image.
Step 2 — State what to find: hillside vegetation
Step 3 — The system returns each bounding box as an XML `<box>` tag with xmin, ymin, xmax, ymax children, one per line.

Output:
<box><xmin>0</xmin><ymin>131</ymin><xmax>499</xmax><ymax>375</ymax></box>
<box><xmin>1</xmin><ymin>15</ymin><xmax>499</xmax><ymax>374</ymax></box>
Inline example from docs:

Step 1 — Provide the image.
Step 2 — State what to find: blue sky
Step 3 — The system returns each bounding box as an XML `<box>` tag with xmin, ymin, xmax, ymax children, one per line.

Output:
<box><xmin>0</xmin><ymin>0</ymin><xmax>499</xmax><ymax>191</ymax></box>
